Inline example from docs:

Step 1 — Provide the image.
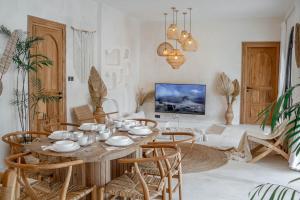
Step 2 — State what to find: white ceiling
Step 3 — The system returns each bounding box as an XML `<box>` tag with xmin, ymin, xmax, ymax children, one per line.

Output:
<box><xmin>102</xmin><ymin>0</ymin><xmax>294</xmax><ymax>21</ymax></box>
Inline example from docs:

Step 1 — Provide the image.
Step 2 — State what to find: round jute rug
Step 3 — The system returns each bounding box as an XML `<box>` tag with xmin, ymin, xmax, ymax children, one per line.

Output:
<box><xmin>179</xmin><ymin>143</ymin><xmax>228</xmax><ymax>174</ymax></box>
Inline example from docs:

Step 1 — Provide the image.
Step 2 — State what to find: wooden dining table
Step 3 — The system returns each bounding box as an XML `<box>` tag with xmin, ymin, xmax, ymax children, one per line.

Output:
<box><xmin>26</xmin><ymin>129</ymin><xmax>160</xmax><ymax>188</ymax></box>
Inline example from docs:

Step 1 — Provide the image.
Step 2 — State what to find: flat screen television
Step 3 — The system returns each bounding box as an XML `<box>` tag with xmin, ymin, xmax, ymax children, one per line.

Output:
<box><xmin>155</xmin><ymin>83</ymin><xmax>206</xmax><ymax>115</ymax></box>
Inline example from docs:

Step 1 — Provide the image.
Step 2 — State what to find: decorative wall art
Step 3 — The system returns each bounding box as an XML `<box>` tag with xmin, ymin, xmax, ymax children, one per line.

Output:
<box><xmin>105</xmin><ymin>49</ymin><xmax>121</xmax><ymax>65</ymax></box>
<box><xmin>0</xmin><ymin>26</ymin><xmax>21</xmax><ymax>96</ymax></box>
<box><xmin>72</xmin><ymin>26</ymin><xmax>96</xmax><ymax>83</ymax></box>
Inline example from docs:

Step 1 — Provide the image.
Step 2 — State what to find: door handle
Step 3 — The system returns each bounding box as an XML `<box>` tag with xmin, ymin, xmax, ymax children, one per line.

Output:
<box><xmin>246</xmin><ymin>86</ymin><xmax>253</xmax><ymax>92</ymax></box>
<box><xmin>57</xmin><ymin>92</ymin><xmax>63</xmax><ymax>99</ymax></box>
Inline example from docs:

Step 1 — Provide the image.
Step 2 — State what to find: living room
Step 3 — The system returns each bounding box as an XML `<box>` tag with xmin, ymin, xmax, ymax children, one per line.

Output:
<box><xmin>0</xmin><ymin>0</ymin><xmax>300</xmax><ymax>199</ymax></box>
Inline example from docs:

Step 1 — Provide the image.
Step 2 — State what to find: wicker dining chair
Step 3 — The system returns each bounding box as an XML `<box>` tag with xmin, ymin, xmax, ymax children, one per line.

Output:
<box><xmin>5</xmin><ymin>152</ymin><xmax>97</xmax><ymax>200</ymax></box>
<box><xmin>131</xmin><ymin>118</ymin><xmax>158</xmax><ymax>129</ymax></box>
<box><xmin>2</xmin><ymin>131</ymin><xmax>50</xmax><ymax>154</ymax></box>
<box><xmin>43</xmin><ymin>122</ymin><xmax>80</xmax><ymax>133</ymax></box>
<box><xmin>99</xmin><ymin>144</ymin><xmax>180</xmax><ymax>200</ymax></box>
<box><xmin>141</xmin><ymin>131</ymin><xmax>196</xmax><ymax>200</ymax></box>
<box><xmin>0</xmin><ymin>169</ymin><xmax>17</xmax><ymax>200</ymax></box>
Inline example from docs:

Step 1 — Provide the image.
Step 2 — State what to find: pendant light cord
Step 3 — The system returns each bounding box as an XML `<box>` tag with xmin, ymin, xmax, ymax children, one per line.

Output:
<box><xmin>175</xmin><ymin>10</ymin><xmax>178</xmax><ymax>49</ymax></box>
<box><xmin>189</xmin><ymin>8</ymin><xmax>192</xmax><ymax>33</ymax></box>
<box><xmin>172</xmin><ymin>7</ymin><xmax>175</xmax><ymax>24</ymax></box>
<box><xmin>183</xmin><ymin>12</ymin><xmax>186</xmax><ymax>31</ymax></box>
<box><xmin>164</xmin><ymin>13</ymin><xmax>167</xmax><ymax>49</ymax></box>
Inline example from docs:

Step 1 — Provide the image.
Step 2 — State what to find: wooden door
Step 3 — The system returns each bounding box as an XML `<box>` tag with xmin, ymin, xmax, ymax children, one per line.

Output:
<box><xmin>28</xmin><ymin>16</ymin><xmax>66</xmax><ymax>130</ymax></box>
<box><xmin>241</xmin><ymin>42</ymin><xmax>280</xmax><ymax>124</ymax></box>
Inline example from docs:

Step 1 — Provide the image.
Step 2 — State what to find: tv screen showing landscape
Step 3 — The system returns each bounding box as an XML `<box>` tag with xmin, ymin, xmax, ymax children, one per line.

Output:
<box><xmin>155</xmin><ymin>83</ymin><xmax>206</xmax><ymax>115</ymax></box>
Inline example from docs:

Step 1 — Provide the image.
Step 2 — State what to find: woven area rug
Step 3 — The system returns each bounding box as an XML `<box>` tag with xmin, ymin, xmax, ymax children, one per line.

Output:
<box><xmin>179</xmin><ymin>143</ymin><xmax>228</xmax><ymax>174</ymax></box>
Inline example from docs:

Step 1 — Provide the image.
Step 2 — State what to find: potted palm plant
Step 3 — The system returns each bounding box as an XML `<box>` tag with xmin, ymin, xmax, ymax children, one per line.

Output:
<box><xmin>1</xmin><ymin>25</ymin><xmax>60</xmax><ymax>142</ymax></box>
<box><xmin>249</xmin><ymin>84</ymin><xmax>300</xmax><ymax>199</ymax></box>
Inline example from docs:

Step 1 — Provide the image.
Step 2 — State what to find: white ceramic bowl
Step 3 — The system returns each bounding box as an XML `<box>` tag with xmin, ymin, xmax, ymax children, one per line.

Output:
<box><xmin>96</xmin><ymin>124</ymin><xmax>106</xmax><ymax>131</ymax></box>
<box><xmin>130</xmin><ymin>127</ymin><xmax>152</xmax><ymax>135</ymax></box>
<box><xmin>106</xmin><ymin>136</ymin><xmax>133</xmax><ymax>146</ymax></box>
<box><xmin>97</xmin><ymin>129</ymin><xmax>111</xmax><ymax>141</ymax></box>
<box><xmin>79</xmin><ymin>123</ymin><xmax>97</xmax><ymax>131</ymax></box>
<box><xmin>113</xmin><ymin>120</ymin><xmax>123</xmax><ymax>128</ymax></box>
<box><xmin>53</xmin><ymin>140</ymin><xmax>76</xmax><ymax>151</ymax></box>
<box><xmin>70</xmin><ymin>131</ymin><xmax>84</xmax><ymax>141</ymax></box>
<box><xmin>49</xmin><ymin>130</ymin><xmax>70</xmax><ymax>140</ymax></box>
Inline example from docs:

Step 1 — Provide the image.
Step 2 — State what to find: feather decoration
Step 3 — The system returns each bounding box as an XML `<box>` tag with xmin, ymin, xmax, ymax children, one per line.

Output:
<box><xmin>88</xmin><ymin>66</ymin><xmax>107</xmax><ymax>108</ymax></box>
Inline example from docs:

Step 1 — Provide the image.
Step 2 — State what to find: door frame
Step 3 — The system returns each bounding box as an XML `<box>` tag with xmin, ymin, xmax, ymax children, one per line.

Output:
<box><xmin>240</xmin><ymin>42</ymin><xmax>280</xmax><ymax>124</ymax></box>
<box><xmin>28</xmin><ymin>15</ymin><xmax>66</xmax><ymax>130</ymax></box>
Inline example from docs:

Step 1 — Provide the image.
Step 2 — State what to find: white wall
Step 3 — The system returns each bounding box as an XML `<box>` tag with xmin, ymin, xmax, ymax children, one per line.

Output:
<box><xmin>0</xmin><ymin>0</ymin><xmax>98</xmax><ymax>169</ymax></box>
<box><xmin>99</xmin><ymin>3</ymin><xmax>140</xmax><ymax>115</ymax></box>
<box><xmin>139</xmin><ymin>18</ymin><xmax>281</xmax><ymax>124</ymax></box>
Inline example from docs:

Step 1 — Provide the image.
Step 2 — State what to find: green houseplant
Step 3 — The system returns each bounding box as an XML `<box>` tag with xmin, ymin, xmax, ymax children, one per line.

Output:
<box><xmin>249</xmin><ymin>84</ymin><xmax>300</xmax><ymax>199</ymax></box>
<box><xmin>0</xmin><ymin>25</ymin><xmax>60</xmax><ymax>140</ymax></box>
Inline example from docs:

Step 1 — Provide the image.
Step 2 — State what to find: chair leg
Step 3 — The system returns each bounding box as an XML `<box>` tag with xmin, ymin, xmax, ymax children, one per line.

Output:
<box><xmin>168</xmin><ymin>174</ymin><xmax>173</xmax><ymax>200</ymax></box>
<box><xmin>162</xmin><ymin>184</ymin><xmax>167</xmax><ymax>200</ymax></box>
<box><xmin>91</xmin><ymin>186</ymin><xmax>97</xmax><ymax>200</ymax></box>
<box><xmin>98</xmin><ymin>187</ymin><xmax>104</xmax><ymax>200</ymax></box>
<box><xmin>178</xmin><ymin>166</ymin><xmax>183</xmax><ymax>200</ymax></box>
<box><xmin>250</xmin><ymin>148</ymin><xmax>273</xmax><ymax>163</ymax></box>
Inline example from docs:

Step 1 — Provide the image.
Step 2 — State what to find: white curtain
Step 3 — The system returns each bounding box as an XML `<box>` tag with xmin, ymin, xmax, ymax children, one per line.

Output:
<box><xmin>73</xmin><ymin>28</ymin><xmax>95</xmax><ymax>82</ymax></box>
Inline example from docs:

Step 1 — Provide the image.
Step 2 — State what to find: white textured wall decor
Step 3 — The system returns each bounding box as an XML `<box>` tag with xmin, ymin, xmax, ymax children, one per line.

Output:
<box><xmin>105</xmin><ymin>49</ymin><xmax>121</xmax><ymax>65</ymax></box>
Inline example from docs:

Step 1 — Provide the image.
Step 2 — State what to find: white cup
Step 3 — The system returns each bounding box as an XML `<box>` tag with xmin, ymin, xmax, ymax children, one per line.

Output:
<box><xmin>96</xmin><ymin>124</ymin><xmax>106</xmax><ymax>131</ymax></box>
<box><xmin>114</xmin><ymin>120</ymin><xmax>123</xmax><ymax>128</ymax></box>
<box><xmin>78</xmin><ymin>135</ymin><xmax>89</xmax><ymax>146</ymax></box>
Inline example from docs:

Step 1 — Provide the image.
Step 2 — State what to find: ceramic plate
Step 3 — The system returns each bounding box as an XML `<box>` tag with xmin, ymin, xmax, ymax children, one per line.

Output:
<box><xmin>79</xmin><ymin>123</ymin><xmax>98</xmax><ymax>131</ymax></box>
<box><xmin>48</xmin><ymin>131</ymin><xmax>70</xmax><ymax>140</ymax></box>
<box><xmin>105</xmin><ymin>136</ymin><xmax>134</xmax><ymax>147</ymax></box>
<box><xmin>128</xmin><ymin>129</ymin><xmax>152</xmax><ymax>136</ymax></box>
<box><xmin>50</xmin><ymin>142</ymin><xmax>80</xmax><ymax>153</ymax></box>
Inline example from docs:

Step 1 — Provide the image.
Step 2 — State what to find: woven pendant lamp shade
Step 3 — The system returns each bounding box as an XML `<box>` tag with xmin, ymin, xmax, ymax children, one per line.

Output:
<box><xmin>178</xmin><ymin>30</ymin><xmax>189</xmax><ymax>44</ymax></box>
<box><xmin>178</xmin><ymin>12</ymin><xmax>189</xmax><ymax>44</ymax></box>
<box><xmin>166</xmin><ymin>49</ymin><xmax>185</xmax><ymax>69</ymax></box>
<box><xmin>157</xmin><ymin>42</ymin><xmax>174</xmax><ymax>56</ymax></box>
<box><xmin>167</xmin><ymin>24</ymin><xmax>180</xmax><ymax>40</ymax></box>
<box><xmin>182</xmin><ymin>34</ymin><xmax>198</xmax><ymax>52</ymax></box>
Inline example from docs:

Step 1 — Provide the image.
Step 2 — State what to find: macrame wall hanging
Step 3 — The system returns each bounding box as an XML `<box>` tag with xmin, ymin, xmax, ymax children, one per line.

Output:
<box><xmin>0</xmin><ymin>26</ymin><xmax>22</xmax><ymax>96</ymax></box>
<box><xmin>72</xmin><ymin>26</ymin><xmax>96</xmax><ymax>83</ymax></box>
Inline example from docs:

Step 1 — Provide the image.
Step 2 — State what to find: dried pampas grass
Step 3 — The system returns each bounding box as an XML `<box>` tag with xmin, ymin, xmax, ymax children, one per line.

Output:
<box><xmin>216</xmin><ymin>72</ymin><xmax>240</xmax><ymax>125</ymax></box>
<box><xmin>88</xmin><ymin>66</ymin><xmax>107</xmax><ymax>108</ymax></box>
<box><xmin>216</xmin><ymin>72</ymin><xmax>234</xmax><ymax>97</ymax></box>
<box><xmin>136</xmin><ymin>88</ymin><xmax>154</xmax><ymax>112</ymax></box>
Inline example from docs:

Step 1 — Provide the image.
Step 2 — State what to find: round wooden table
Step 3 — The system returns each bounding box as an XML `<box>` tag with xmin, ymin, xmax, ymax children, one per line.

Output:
<box><xmin>26</xmin><ymin>130</ymin><xmax>160</xmax><ymax>187</ymax></box>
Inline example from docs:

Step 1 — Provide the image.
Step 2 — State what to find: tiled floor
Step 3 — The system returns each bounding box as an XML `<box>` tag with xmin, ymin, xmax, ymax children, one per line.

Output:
<box><xmin>174</xmin><ymin>155</ymin><xmax>300</xmax><ymax>200</ymax></box>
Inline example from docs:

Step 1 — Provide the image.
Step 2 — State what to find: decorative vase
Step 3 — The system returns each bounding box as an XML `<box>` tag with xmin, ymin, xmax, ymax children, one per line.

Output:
<box><xmin>94</xmin><ymin>106</ymin><xmax>106</xmax><ymax>124</ymax></box>
<box><xmin>225</xmin><ymin>104</ymin><xmax>234</xmax><ymax>125</ymax></box>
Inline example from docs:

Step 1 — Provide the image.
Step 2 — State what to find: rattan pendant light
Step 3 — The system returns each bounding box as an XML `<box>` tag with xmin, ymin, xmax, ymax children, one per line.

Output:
<box><xmin>157</xmin><ymin>13</ymin><xmax>174</xmax><ymax>56</ymax></box>
<box><xmin>182</xmin><ymin>8</ymin><xmax>198</xmax><ymax>52</ymax></box>
<box><xmin>167</xmin><ymin>7</ymin><xmax>180</xmax><ymax>40</ymax></box>
<box><xmin>167</xmin><ymin>47</ymin><xmax>186</xmax><ymax>69</ymax></box>
<box><xmin>167</xmin><ymin>10</ymin><xmax>185</xmax><ymax>69</ymax></box>
<box><xmin>178</xmin><ymin>12</ymin><xmax>189</xmax><ymax>44</ymax></box>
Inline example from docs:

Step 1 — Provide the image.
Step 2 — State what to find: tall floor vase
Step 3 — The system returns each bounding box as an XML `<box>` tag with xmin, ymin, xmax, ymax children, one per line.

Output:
<box><xmin>225</xmin><ymin>104</ymin><xmax>234</xmax><ymax>125</ymax></box>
